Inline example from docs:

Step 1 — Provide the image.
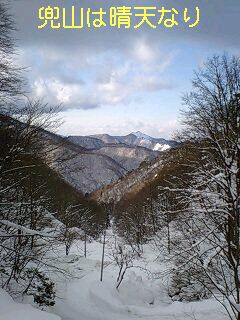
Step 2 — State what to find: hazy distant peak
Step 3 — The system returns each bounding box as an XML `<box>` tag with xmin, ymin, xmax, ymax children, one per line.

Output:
<box><xmin>132</xmin><ymin>131</ymin><xmax>153</xmax><ymax>140</ymax></box>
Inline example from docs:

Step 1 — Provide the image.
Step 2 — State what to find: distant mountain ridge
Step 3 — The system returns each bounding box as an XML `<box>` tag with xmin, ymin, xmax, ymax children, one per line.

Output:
<box><xmin>68</xmin><ymin>131</ymin><xmax>176</xmax><ymax>152</ymax></box>
<box><xmin>63</xmin><ymin>131</ymin><xmax>176</xmax><ymax>193</ymax></box>
<box><xmin>1</xmin><ymin>114</ymin><xmax>176</xmax><ymax>199</ymax></box>
<box><xmin>43</xmin><ymin>131</ymin><xmax>176</xmax><ymax>194</ymax></box>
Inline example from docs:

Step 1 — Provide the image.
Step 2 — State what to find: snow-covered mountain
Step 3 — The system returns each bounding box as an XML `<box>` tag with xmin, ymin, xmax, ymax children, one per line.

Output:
<box><xmin>130</xmin><ymin>131</ymin><xmax>175</xmax><ymax>151</ymax></box>
<box><xmin>69</xmin><ymin>131</ymin><xmax>176</xmax><ymax>152</ymax></box>
<box><xmin>131</xmin><ymin>131</ymin><xmax>153</xmax><ymax>140</ymax></box>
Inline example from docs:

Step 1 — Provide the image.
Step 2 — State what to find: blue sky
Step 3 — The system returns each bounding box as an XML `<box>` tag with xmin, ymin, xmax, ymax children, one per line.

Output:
<box><xmin>11</xmin><ymin>0</ymin><xmax>240</xmax><ymax>138</ymax></box>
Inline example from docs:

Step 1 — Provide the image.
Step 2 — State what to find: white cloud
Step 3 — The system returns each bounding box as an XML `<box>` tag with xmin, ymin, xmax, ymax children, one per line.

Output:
<box><xmin>132</xmin><ymin>40</ymin><xmax>158</xmax><ymax>64</ymax></box>
<box><xmin>24</xmin><ymin>38</ymin><xmax>176</xmax><ymax>110</ymax></box>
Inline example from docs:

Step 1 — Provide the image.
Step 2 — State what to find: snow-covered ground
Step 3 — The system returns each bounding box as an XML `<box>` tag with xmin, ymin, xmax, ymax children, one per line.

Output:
<box><xmin>1</xmin><ymin>233</ymin><xmax>230</xmax><ymax>320</ymax></box>
<box><xmin>0</xmin><ymin>289</ymin><xmax>60</xmax><ymax>320</ymax></box>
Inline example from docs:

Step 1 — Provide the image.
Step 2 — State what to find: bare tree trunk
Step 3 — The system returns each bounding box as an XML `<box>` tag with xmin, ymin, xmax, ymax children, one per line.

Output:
<box><xmin>116</xmin><ymin>266</ymin><xmax>129</xmax><ymax>290</ymax></box>
<box><xmin>167</xmin><ymin>221</ymin><xmax>171</xmax><ymax>254</ymax></box>
<box><xmin>100</xmin><ymin>229</ymin><xmax>106</xmax><ymax>282</ymax></box>
<box><xmin>84</xmin><ymin>232</ymin><xmax>87</xmax><ymax>258</ymax></box>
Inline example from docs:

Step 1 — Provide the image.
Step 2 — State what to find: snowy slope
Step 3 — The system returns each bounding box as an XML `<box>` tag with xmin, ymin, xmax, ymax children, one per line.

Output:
<box><xmin>38</xmin><ymin>234</ymin><xmax>229</xmax><ymax>320</ymax></box>
<box><xmin>0</xmin><ymin>230</ymin><xmax>229</xmax><ymax>320</ymax></box>
<box><xmin>0</xmin><ymin>203</ymin><xmax>230</xmax><ymax>320</ymax></box>
<box><xmin>131</xmin><ymin>131</ymin><xmax>175</xmax><ymax>151</ymax></box>
<box><xmin>0</xmin><ymin>289</ymin><xmax>60</xmax><ymax>320</ymax></box>
<box><xmin>153</xmin><ymin>143</ymin><xmax>171</xmax><ymax>151</ymax></box>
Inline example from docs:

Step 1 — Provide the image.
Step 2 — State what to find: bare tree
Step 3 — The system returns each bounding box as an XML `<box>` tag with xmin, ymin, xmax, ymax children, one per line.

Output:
<box><xmin>57</xmin><ymin>204</ymin><xmax>93</xmax><ymax>256</ymax></box>
<box><xmin>100</xmin><ymin>202</ymin><xmax>114</xmax><ymax>282</ymax></box>
<box><xmin>164</xmin><ymin>55</ymin><xmax>240</xmax><ymax>319</ymax></box>
<box><xmin>0</xmin><ymin>3</ymin><xmax>23</xmax><ymax>111</ymax></box>
<box><xmin>0</xmin><ymin>3</ymin><xmax>68</xmax><ymax>306</ymax></box>
<box><xmin>116</xmin><ymin>202</ymin><xmax>153</xmax><ymax>257</ymax></box>
<box><xmin>111</xmin><ymin>242</ymin><xmax>136</xmax><ymax>289</ymax></box>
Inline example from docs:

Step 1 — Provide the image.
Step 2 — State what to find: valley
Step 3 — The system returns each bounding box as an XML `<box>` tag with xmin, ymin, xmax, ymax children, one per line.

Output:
<box><xmin>46</xmin><ymin>130</ymin><xmax>176</xmax><ymax>196</ymax></box>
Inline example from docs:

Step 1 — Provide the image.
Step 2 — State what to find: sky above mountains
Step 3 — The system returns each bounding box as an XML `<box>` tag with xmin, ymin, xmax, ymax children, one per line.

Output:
<box><xmin>10</xmin><ymin>0</ymin><xmax>240</xmax><ymax>138</ymax></box>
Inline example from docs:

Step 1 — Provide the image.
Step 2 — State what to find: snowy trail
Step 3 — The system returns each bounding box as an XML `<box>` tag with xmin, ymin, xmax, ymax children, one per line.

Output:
<box><xmin>54</xmin><ymin>273</ymin><xmax>228</xmax><ymax>320</ymax></box>
<box><xmin>51</xmin><ymin>250</ymin><xmax>229</xmax><ymax>320</ymax></box>
<box><xmin>10</xmin><ymin>239</ymin><xmax>228</xmax><ymax>320</ymax></box>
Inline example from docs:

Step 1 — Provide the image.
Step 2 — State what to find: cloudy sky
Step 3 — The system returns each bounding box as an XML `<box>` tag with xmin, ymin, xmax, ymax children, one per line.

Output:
<box><xmin>10</xmin><ymin>0</ymin><xmax>240</xmax><ymax>138</ymax></box>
